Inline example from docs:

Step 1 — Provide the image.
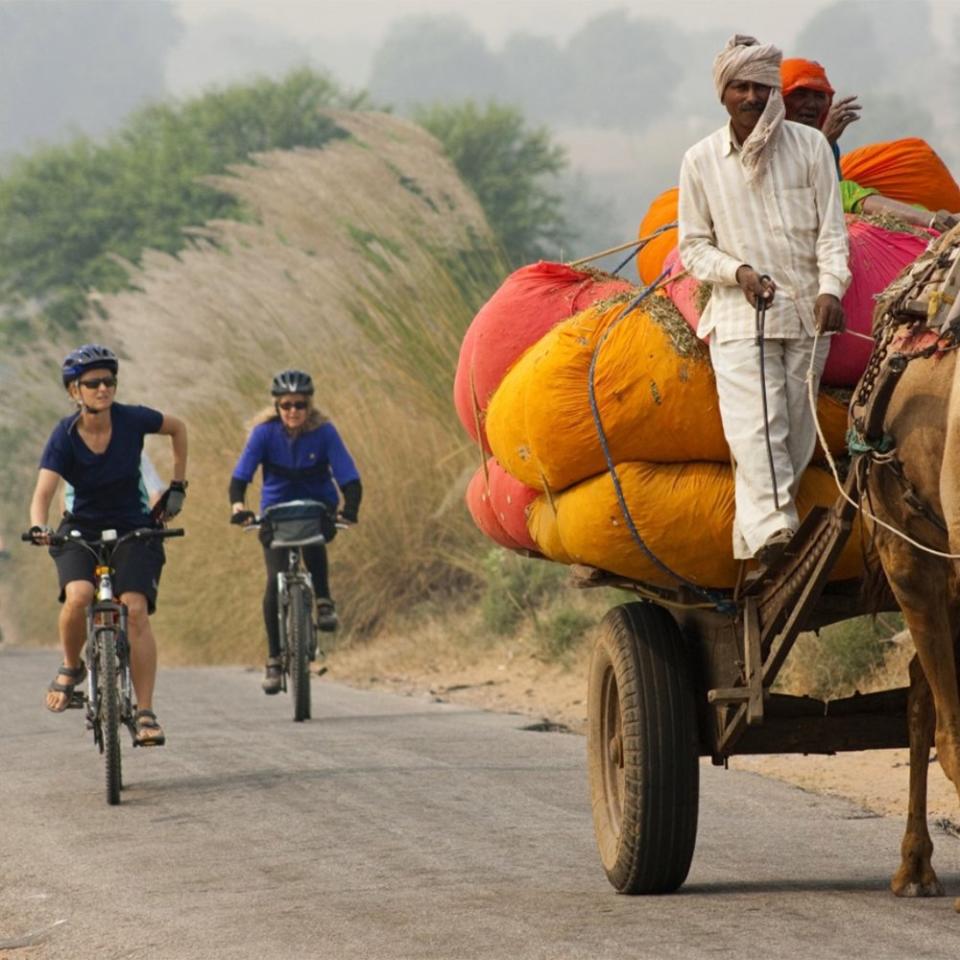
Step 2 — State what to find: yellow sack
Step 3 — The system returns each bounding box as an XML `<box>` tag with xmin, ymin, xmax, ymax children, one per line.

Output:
<box><xmin>487</xmin><ymin>295</ymin><xmax>848</xmax><ymax>493</ymax></box>
<box><xmin>527</xmin><ymin>461</ymin><xmax>863</xmax><ymax>589</ymax></box>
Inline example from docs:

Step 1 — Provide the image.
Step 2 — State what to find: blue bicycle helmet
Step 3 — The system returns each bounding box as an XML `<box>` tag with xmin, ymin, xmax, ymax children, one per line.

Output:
<box><xmin>61</xmin><ymin>344</ymin><xmax>119</xmax><ymax>386</ymax></box>
<box><xmin>271</xmin><ymin>369</ymin><xmax>314</xmax><ymax>396</ymax></box>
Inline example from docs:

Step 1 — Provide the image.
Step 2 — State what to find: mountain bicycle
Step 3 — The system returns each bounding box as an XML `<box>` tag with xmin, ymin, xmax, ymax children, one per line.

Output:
<box><xmin>23</xmin><ymin>525</ymin><xmax>184</xmax><ymax>805</ymax></box>
<box><xmin>240</xmin><ymin>500</ymin><xmax>342</xmax><ymax>723</ymax></box>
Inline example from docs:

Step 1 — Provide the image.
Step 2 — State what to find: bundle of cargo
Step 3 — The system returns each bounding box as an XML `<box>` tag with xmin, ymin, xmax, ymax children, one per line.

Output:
<box><xmin>454</xmin><ymin>261</ymin><xmax>633</xmax><ymax>450</ymax></box>
<box><xmin>459</xmin><ymin>283</ymin><xmax>862</xmax><ymax>588</ymax></box>
<box><xmin>660</xmin><ymin>214</ymin><xmax>932</xmax><ymax>387</ymax></box>
<box><xmin>483</xmin><ymin>294</ymin><xmax>849</xmax><ymax>493</ymax></box>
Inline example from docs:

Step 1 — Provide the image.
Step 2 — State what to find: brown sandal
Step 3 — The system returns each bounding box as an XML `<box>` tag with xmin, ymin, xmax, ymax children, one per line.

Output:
<box><xmin>134</xmin><ymin>709</ymin><xmax>166</xmax><ymax>747</ymax></box>
<box><xmin>45</xmin><ymin>660</ymin><xmax>86</xmax><ymax>713</ymax></box>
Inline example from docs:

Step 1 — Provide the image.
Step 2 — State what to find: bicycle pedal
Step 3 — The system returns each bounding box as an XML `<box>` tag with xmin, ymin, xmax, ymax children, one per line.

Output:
<box><xmin>315</xmin><ymin>665</ymin><xmax>328</xmax><ymax>677</ymax></box>
<box><xmin>68</xmin><ymin>691</ymin><xmax>86</xmax><ymax>708</ymax></box>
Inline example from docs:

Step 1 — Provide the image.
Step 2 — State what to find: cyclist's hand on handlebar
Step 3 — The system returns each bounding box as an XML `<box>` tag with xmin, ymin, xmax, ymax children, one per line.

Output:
<box><xmin>231</xmin><ymin>510</ymin><xmax>256</xmax><ymax>526</ymax></box>
<box><xmin>28</xmin><ymin>524</ymin><xmax>54</xmax><ymax>545</ymax></box>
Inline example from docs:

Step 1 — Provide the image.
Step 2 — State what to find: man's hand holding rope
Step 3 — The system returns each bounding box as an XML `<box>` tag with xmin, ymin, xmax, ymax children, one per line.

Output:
<box><xmin>815</xmin><ymin>293</ymin><xmax>844</xmax><ymax>333</ymax></box>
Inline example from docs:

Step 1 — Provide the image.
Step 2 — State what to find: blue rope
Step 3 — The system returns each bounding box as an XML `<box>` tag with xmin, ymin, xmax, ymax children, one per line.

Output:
<box><xmin>610</xmin><ymin>221</ymin><xmax>679</xmax><ymax>278</ymax></box>
<box><xmin>587</xmin><ymin>270</ymin><xmax>734</xmax><ymax>613</ymax></box>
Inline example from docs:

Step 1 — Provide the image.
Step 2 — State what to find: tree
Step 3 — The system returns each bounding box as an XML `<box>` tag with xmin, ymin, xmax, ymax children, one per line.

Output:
<box><xmin>560</xmin><ymin>11</ymin><xmax>684</xmax><ymax>129</ymax></box>
<box><xmin>0</xmin><ymin>68</ymin><xmax>366</xmax><ymax>332</ymax></box>
<box><xmin>369</xmin><ymin>15</ymin><xmax>502</xmax><ymax>113</ymax></box>
<box><xmin>415</xmin><ymin>101</ymin><xmax>570</xmax><ymax>266</ymax></box>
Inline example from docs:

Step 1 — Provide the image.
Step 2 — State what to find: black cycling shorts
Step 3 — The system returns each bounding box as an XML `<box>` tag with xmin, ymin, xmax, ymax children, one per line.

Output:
<box><xmin>50</xmin><ymin>522</ymin><xmax>166</xmax><ymax>615</ymax></box>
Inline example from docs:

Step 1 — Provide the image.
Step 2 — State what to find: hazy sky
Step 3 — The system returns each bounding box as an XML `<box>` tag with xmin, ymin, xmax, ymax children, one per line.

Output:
<box><xmin>174</xmin><ymin>0</ymin><xmax>957</xmax><ymax>45</ymax></box>
<box><xmin>170</xmin><ymin>0</ymin><xmax>959</xmax><ymax>92</ymax></box>
<box><xmin>174</xmin><ymin>0</ymin><xmax>839</xmax><ymax>48</ymax></box>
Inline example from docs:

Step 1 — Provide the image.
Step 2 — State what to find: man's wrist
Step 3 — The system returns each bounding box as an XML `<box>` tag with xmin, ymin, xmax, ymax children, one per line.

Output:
<box><xmin>170</xmin><ymin>479</ymin><xmax>188</xmax><ymax>492</ymax></box>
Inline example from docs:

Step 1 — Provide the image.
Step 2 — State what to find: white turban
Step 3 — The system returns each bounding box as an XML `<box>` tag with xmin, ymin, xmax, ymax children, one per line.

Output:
<box><xmin>712</xmin><ymin>34</ymin><xmax>784</xmax><ymax>183</ymax></box>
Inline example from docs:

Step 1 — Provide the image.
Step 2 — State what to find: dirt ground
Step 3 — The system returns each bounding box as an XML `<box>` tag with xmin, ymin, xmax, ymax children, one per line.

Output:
<box><xmin>327</xmin><ymin>623</ymin><xmax>960</xmax><ymax>825</ymax></box>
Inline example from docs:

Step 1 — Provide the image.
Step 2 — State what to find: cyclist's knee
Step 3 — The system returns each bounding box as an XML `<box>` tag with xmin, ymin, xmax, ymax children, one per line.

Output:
<box><xmin>63</xmin><ymin>580</ymin><xmax>94</xmax><ymax>609</ymax></box>
<box><xmin>121</xmin><ymin>592</ymin><xmax>150</xmax><ymax>625</ymax></box>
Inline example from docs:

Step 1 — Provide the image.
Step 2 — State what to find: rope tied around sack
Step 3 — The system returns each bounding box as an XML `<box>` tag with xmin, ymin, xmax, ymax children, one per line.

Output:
<box><xmin>587</xmin><ymin>270</ymin><xmax>735</xmax><ymax>614</ymax></box>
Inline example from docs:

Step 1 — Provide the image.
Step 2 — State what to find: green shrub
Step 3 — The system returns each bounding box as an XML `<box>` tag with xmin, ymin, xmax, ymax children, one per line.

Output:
<box><xmin>480</xmin><ymin>549</ymin><xmax>567</xmax><ymax>636</ymax></box>
<box><xmin>777</xmin><ymin>615</ymin><xmax>899</xmax><ymax>699</ymax></box>
<box><xmin>536</xmin><ymin>607</ymin><xmax>593</xmax><ymax>663</ymax></box>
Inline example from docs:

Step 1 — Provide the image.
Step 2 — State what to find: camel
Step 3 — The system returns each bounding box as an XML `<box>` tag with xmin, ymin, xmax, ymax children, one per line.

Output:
<box><xmin>853</xmin><ymin>226</ymin><xmax>960</xmax><ymax>910</ymax></box>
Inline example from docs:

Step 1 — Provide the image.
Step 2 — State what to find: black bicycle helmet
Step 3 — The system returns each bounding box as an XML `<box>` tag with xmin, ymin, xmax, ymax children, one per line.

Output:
<box><xmin>61</xmin><ymin>344</ymin><xmax>119</xmax><ymax>386</ymax></box>
<box><xmin>271</xmin><ymin>369</ymin><xmax>314</xmax><ymax>396</ymax></box>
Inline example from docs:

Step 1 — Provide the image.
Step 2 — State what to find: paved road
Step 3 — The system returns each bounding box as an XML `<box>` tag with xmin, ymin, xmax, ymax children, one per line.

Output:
<box><xmin>1</xmin><ymin>646</ymin><xmax>959</xmax><ymax>959</ymax></box>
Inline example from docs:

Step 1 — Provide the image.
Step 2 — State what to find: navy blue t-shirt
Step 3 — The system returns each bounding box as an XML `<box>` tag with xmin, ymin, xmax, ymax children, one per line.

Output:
<box><xmin>39</xmin><ymin>403</ymin><xmax>164</xmax><ymax>533</ymax></box>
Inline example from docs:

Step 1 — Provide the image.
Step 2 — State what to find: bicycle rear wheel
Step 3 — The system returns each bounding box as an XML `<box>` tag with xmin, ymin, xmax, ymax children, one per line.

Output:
<box><xmin>288</xmin><ymin>584</ymin><xmax>312</xmax><ymax>722</ymax></box>
<box><xmin>99</xmin><ymin>629</ymin><xmax>122</xmax><ymax>805</ymax></box>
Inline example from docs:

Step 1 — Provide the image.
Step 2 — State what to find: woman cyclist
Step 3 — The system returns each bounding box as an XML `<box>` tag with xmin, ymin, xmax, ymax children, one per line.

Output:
<box><xmin>28</xmin><ymin>344</ymin><xmax>188</xmax><ymax>746</ymax></box>
<box><xmin>229</xmin><ymin>369</ymin><xmax>362</xmax><ymax>694</ymax></box>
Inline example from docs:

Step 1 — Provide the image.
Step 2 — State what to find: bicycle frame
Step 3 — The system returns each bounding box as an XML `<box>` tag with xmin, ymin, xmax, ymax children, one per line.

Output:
<box><xmin>276</xmin><ymin>548</ymin><xmax>317</xmax><ymax>670</ymax></box>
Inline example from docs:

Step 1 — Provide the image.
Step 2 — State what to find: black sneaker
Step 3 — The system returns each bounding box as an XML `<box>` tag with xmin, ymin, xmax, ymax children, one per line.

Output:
<box><xmin>316</xmin><ymin>599</ymin><xmax>339</xmax><ymax>633</ymax></box>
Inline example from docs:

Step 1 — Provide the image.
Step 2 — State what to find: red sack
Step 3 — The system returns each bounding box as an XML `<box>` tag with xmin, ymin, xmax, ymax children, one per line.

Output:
<box><xmin>840</xmin><ymin>138</ymin><xmax>960</xmax><ymax>213</ymax></box>
<box><xmin>454</xmin><ymin>262</ymin><xmax>633</xmax><ymax>449</ymax></box>
<box><xmin>465</xmin><ymin>459</ymin><xmax>539</xmax><ymax>554</ymax></box>
<box><xmin>636</xmin><ymin>187</ymin><xmax>679</xmax><ymax>285</ymax></box>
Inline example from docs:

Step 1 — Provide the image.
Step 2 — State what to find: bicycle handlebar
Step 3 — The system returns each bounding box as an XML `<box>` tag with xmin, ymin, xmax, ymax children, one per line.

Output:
<box><xmin>22</xmin><ymin>527</ymin><xmax>185</xmax><ymax>549</ymax></box>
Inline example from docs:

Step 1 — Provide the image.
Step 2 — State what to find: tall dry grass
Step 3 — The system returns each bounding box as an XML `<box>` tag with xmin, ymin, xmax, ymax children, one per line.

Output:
<box><xmin>0</xmin><ymin>111</ymin><xmax>507</xmax><ymax>662</ymax></box>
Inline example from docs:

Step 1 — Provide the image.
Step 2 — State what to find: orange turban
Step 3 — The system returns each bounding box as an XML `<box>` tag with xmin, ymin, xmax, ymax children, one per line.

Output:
<box><xmin>780</xmin><ymin>58</ymin><xmax>835</xmax><ymax>98</ymax></box>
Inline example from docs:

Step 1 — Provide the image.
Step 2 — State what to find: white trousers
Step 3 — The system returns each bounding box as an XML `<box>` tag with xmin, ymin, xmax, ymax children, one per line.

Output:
<box><xmin>709</xmin><ymin>335</ymin><xmax>831</xmax><ymax>559</ymax></box>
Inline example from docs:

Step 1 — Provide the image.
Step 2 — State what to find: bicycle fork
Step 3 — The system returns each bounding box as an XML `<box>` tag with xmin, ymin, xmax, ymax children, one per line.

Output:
<box><xmin>85</xmin><ymin>602</ymin><xmax>132</xmax><ymax>748</ymax></box>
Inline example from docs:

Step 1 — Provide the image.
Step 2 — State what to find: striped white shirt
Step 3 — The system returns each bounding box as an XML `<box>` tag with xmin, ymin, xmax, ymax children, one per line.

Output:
<box><xmin>678</xmin><ymin>120</ymin><xmax>850</xmax><ymax>342</ymax></box>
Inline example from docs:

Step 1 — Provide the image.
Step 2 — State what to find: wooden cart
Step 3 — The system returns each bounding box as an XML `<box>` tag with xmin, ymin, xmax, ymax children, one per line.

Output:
<box><xmin>581</xmin><ymin>474</ymin><xmax>906</xmax><ymax>895</ymax></box>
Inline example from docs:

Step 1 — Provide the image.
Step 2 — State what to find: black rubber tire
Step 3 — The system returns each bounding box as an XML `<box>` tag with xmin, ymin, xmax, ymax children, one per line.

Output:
<box><xmin>99</xmin><ymin>630</ymin><xmax>122</xmax><ymax>806</ymax></box>
<box><xmin>289</xmin><ymin>585</ymin><xmax>311</xmax><ymax>722</ymax></box>
<box><xmin>587</xmin><ymin>602</ymin><xmax>699</xmax><ymax>894</ymax></box>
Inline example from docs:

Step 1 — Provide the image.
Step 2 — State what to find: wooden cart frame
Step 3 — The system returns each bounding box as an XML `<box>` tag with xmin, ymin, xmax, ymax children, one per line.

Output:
<box><xmin>580</xmin><ymin>471</ymin><xmax>909</xmax><ymax>894</ymax></box>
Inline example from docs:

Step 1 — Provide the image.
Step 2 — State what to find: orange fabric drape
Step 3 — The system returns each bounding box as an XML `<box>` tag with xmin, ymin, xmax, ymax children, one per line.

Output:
<box><xmin>841</xmin><ymin>137</ymin><xmax>960</xmax><ymax>213</ymax></box>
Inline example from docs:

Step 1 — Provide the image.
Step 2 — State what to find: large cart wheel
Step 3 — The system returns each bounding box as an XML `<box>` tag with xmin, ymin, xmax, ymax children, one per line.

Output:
<box><xmin>587</xmin><ymin>601</ymin><xmax>699</xmax><ymax>893</ymax></box>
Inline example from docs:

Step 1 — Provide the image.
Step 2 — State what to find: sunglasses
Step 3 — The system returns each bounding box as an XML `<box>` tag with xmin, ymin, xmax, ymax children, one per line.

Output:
<box><xmin>277</xmin><ymin>400</ymin><xmax>308</xmax><ymax>411</ymax></box>
<box><xmin>79</xmin><ymin>376</ymin><xmax>117</xmax><ymax>390</ymax></box>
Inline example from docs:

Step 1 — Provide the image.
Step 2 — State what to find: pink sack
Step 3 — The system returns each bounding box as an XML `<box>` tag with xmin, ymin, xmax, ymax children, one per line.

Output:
<box><xmin>662</xmin><ymin>247</ymin><xmax>702</xmax><ymax>330</ymax></box>
<box><xmin>454</xmin><ymin>262</ymin><xmax>634</xmax><ymax>450</ymax></box>
<box><xmin>822</xmin><ymin>217</ymin><xmax>930</xmax><ymax>386</ymax></box>
<box><xmin>465</xmin><ymin>459</ymin><xmax>540</xmax><ymax>554</ymax></box>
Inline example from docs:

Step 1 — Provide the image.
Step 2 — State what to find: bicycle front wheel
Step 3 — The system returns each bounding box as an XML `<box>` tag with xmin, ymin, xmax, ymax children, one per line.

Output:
<box><xmin>98</xmin><ymin>629</ymin><xmax>122</xmax><ymax>805</ymax></box>
<box><xmin>288</xmin><ymin>584</ymin><xmax>312</xmax><ymax>722</ymax></box>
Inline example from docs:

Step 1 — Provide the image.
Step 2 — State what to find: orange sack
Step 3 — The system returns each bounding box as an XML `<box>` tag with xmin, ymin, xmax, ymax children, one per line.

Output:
<box><xmin>485</xmin><ymin>295</ymin><xmax>849</xmax><ymax>493</ymax></box>
<box><xmin>840</xmin><ymin>137</ymin><xmax>960</xmax><ymax>213</ymax></box>
<box><xmin>527</xmin><ymin>461</ymin><xmax>863</xmax><ymax>589</ymax></box>
<box><xmin>636</xmin><ymin>187</ymin><xmax>679</xmax><ymax>285</ymax></box>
